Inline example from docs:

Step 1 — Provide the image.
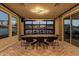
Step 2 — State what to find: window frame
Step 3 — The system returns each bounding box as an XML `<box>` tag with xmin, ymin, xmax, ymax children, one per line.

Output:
<box><xmin>12</xmin><ymin>16</ymin><xmax>17</xmax><ymax>36</ymax></box>
<box><xmin>0</xmin><ymin>10</ymin><xmax>9</xmax><ymax>39</ymax></box>
<box><xmin>24</xmin><ymin>20</ymin><xmax>55</xmax><ymax>35</ymax></box>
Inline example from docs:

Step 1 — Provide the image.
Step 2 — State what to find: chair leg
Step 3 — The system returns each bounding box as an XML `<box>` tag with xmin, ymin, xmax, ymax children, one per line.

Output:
<box><xmin>52</xmin><ymin>40</ymin><xmax>59</xmax><ymax>49</ymax></box>
<box><xmin>51</xmin><ymin>42</ymin><xmax>55</xmax><ymax>49</ymax></box>
<box><xmin>31</xmin><ymin>41</ymin><xmax>38</xmax><ymax>49</ymax></box>
<box><xmin>36</xmin><ymin>42</ymin><xmax>39</xmax><ymax>49</ymax></box>
<box><xmin>46</xmin><ymin>41</ymin><xmax>55</xmax><ymax>48</ymax></box>
<box><xmin>42</xmin><ymin>43</ymin><xmax>45</xmax><ymax>49</ymax></box>
<box><xmin>25</xmin><ymin>42</ymin><xmax>29</xmax><ymax>49</ymax></box>
<box><xmin>21</xmin><ymin>41</ymin><xmax>24</xmax><ymax>47</ymax></box>
<box><xmin>25</xmin><ymin>43</ymin><xmax>28</xmax><ymax>49</ymax></box>
<box><xmin>21</xmin><ymin>41</ymin><xmax>23</xmax><ymax>47</ymax></box>
<box><xmin>21</xmin><ymin>40</ymin><xmax>27</xmax><ymax>47</ymax></box>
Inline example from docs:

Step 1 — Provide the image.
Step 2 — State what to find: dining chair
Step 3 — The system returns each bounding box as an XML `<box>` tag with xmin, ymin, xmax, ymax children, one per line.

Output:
<box><xmin>46</xmin><ymin>37</ymin><xmax>54</xmax><ymax>46</ymax></box>
<box><xmin>53</xmin><ymin>35</ymin><xmax>59</xmax><ymax>46</ymax></box>
<box><xmin>20</xmin><ymin>35</ymin><xmax>26</xmax><ymax>47</ymax></box>
<box><xmin>31</xmin><ymin>37</ymin><xmax>38</xmax><ymax>49</ymax></box>
<box><xmin>25</xmin><ymin>37</ymin><xmax>34</xmax><ymax>49</ymax></box>
<box><xmin>37</xmin><ymin>37</ymin><xmax>49</xmax><ymax>49</ymax></box>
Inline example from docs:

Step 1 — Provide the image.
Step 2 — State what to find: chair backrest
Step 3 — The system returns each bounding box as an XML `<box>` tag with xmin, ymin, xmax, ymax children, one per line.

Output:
<box><xmin>54</xmin><ymin>35</ymin><xmax>58</xmax><ymax>40</ymax></box>
<box><xmin>37</xmin><ymin>37</ymin><xmax>44</xmax><ymax>42</ymax></box>
<box><xmin>26</xmin><ymin>37</ymin><xmax>34</xmax><ymax>42</ymax></box>
<box><xmin>46</xmin><ymin>37</ymin><xmax>54</xmax><ymax>42</ymax></box>
<box><xmin>20</xmin><ymin>35</ymin><xmax>25</xmax><ymax>40</ymax></box>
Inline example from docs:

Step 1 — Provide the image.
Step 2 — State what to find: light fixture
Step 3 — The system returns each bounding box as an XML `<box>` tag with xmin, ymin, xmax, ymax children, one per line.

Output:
<box><xmin>31</xmin><ymin>7</ymin><xmax>49</xmax><ymax>15</ymax></box>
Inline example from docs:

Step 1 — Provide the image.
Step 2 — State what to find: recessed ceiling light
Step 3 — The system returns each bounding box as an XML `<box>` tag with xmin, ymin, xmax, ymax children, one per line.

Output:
<box><xmin>31</xmin><ymin>7</ymin><xmax>49</xmax><ymax>15</ymax></box>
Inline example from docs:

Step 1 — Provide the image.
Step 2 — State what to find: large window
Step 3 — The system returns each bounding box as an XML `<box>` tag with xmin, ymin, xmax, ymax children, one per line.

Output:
<box><xmin>24</xmin><ymin>20</ymin><xmax>55</xmax><ymax>35</ymax></box>
<box><xmin>12</xmin><ymin>16</ymin><xmax>17</xmax><ymax>36</ymax></box>
<box><xmin>0</xmin><ymin>11</ymin><xmax>9</xmax><ymax>39</ymax></box>
<box><xmin>72</xmin><ymin>13</ymin><xmax>79</xmax><ymax>47</ymax></box>
<box><xmin>64</xmin><ymin>16</ymin><xmax>70</xmax><ymax>43</ymax></box>
<box><xmin>64</xmin><ymin>12</ymin><xmax>79</xmax><ymax>47</ymax></box>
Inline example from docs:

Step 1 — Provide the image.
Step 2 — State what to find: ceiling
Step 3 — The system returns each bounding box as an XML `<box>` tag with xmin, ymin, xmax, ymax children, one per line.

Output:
<box><xmin>3</xmin><ymin>3</ymin><xmax>78</xmax><ymax>19</ymax></box>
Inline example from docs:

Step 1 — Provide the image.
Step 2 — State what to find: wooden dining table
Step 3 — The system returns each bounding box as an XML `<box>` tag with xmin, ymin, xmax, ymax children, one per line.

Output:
<box><xmin>21</xmin><ymin>34</ymin><xmax>58</xmax><ymax>46</ymax></box>
<box><xmin>22</xmin><ymin>34</ymin><xmax>57</xmax><ymax>38</ymax></box>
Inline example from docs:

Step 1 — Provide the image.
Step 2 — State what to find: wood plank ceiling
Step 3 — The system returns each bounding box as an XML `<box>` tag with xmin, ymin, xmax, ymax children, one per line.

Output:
<box><xmin>3</xmin><ymin>3</ymin><xmax>78</xmax><ymax>19</ymax></box>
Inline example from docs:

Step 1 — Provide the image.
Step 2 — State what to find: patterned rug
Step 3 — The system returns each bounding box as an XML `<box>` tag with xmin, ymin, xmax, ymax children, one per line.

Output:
<box><xmin>0</xmin><ymin>41</ymin><xmax>79</xmax><ymax>56</ymax></box>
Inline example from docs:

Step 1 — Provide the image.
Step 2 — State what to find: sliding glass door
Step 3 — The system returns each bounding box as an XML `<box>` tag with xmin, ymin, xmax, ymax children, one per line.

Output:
<box><xmin>72</xmin><ymin>13</ymin><xmax>79</xmax><ymax>47</ymax></box>
<box><xmin>64</xmin><ymin>16</ymin><xmax>70</xmax><ymax>43</ymax></box>
<box><xmin>64</xmin><ymin>12</ymin><xmax>79</xmax><ymax>47</ymax></box>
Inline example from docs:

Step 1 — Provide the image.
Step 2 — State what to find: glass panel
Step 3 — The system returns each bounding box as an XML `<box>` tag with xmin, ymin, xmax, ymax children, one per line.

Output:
<box><xmin>25</xmin><ymin>30</ymin><xmax>32</xmax><ymax>35</ymax></box>
<box><xmin>12</xmin><ymin>16</ymin><xmax>17</xmax><ymax>36</ymax></box>
<box><xmin>47</xmin><ymin>25</ymin><xmax>53</xmax><ymax>29</ymax></box>
<box><xmin>64</xmin><ymin>16</ymin><xmax>70</xmax><ymax>43</ymax></box>
<box><xmin>33</xmin><ymin>21</ymin><xmax>39</xmax><ymax>24</ymax></box>
<box><xmin>0</xmin><ymin>11</ymin><xmax>9</xmax><ymax>39</ymax></box>
<box><xmin>25</xmin><ymin>25</ymin><xmax>32</xmax><ymax>29</ymax></box>
<box><xmin>47</xmin><ymin>21</ymin><xmax>53</xmax><ymax>24</ymax></box>
<box><xmin>40</xmin><ymin>21</ymin><xmax>46</xmax><ymax>24</ymax></box>
<box><xmin>33</xmin><ymin>30</ymin><xmax>39</xmax><ymax>34</ymax></box>
<box><xmin>72</xmin><ymin>13</ymin><xmax>79</xmax><ymax>47</ymax></box>
<box><xmin>47</xmin><ymin>30</ymin><xmax>53</xmax><ymax>34</ymax></box>
<box><xmin>40</xmin><ymin>30</ymin><xmax>47</xmax><ymax>34</ymax></box>
<box><xmin>40</xmin><ymin>25</ymin><xmax>46</xmax><ymax>29</ymax></box>
<box><xmin>33</xmin><ymin>25</ymin><xmax>39</xmax><ymax>29</ymax></box>
<box><xmin>25</xmin><ymin>21</ymin><xmax>32</xmax><ymax>24</ymax></box>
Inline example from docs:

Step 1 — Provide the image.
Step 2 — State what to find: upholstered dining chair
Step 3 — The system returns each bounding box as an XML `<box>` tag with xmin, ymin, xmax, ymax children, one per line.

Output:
<box><xmin>37</xmin><ymin>37</ymin><xmax>49</xmax><ymax>49</ymax></box>
<box><xmin>19</xmin><ymin>35</ymin><xmax>26</xmax><ymax>47</ymax></box>
<box><xmin>53</xmin><ymin>35</ymin><xmax>59</xmax><ymax>46</ymax></box>
<box><xmin>46</xmin><ymin>37</ymin><xmax>54</xmax><ymax>46</ymax></box>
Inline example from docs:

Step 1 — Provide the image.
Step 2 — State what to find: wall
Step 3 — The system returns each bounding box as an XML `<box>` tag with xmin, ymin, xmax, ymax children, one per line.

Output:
<box><xmin>20</xmin><ymin>21</ymin><xmax>24</xmax><ymax>35</ymax></box>
<box><xmin>55</xmin><ymin>17</ymin><xmax>63</xmax><ymax>41</ymax></box>
<box><xmin>0</xmin><ymin>4</ymin><xmax>20</xmax><ymax>52</ymax></box>
<box><xmin>55</xmin><ymin>18</ymin><xmax>59</xmax><ymax>35</ymax></box>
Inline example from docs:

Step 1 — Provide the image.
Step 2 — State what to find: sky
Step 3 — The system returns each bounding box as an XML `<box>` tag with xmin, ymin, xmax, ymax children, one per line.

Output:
<box><xmin>25</xmin><ymin>20</ymin><xmax>53</xmax><ymax>24</ymax></box>
<box><xmin>0</xmin><ymin>11</ymin><xmax>8</xmax><ymax>20</ymax></box>
<box><xmin>0</xmin><ymin>11</ymin><xmax>16</xmax><ymax>25</ymax></box>
<box><xmin>65</xmin><ymin>19</ymin><xmax>79</xmax><ymax>26</ymax></box>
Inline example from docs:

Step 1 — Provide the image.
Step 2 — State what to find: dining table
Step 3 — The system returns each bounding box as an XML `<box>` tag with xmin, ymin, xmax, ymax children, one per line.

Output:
<box><xmin>21</xmin><ymin>34</ymin><xmax>58</xmax><ymax>46</ymax></box>
<box><xmin>22</xmin><ymin>34</ymin><xmax>57</xmax><ymax>38</ymax></box>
